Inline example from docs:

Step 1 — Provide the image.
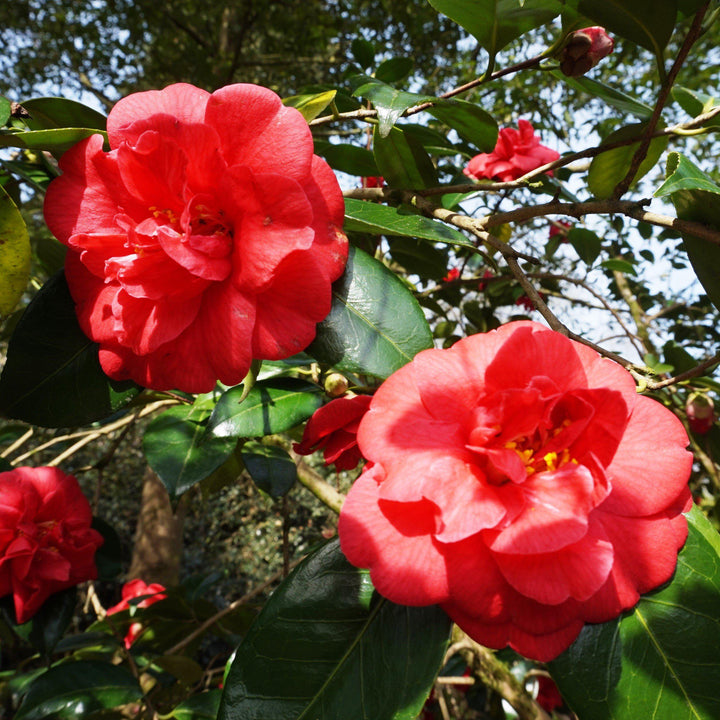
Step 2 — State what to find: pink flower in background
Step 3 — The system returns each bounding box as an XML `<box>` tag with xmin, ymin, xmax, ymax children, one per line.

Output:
<box><xmin>107</xmin><ymin>578</ymin><xmax>167</xmax><ymax>648</ymax></box>
<box><xmin>339</xmin><ymin>321</ymin><xmax>692</xmax><ymax>661</ymax></box>
<box><xmin>0</xmin><ymin>467</ymin><xmax>103</xmax><ymax>624</ymax></box>
<box><xmin>560</xmin><ymin>27</ymin><xmax>614</xmax><ymax>78</ymax></box>
<box><xmin>44</xmin><ymin>82</ymin><xmax>348</xmax><ymax>393</ymax></box>
<box><xmin>464</xmin><ymin>120</ymin><xmax>560</xmax><ymax>182</ymax></box>
<box><xmin>294</xmin><ymin>395</ymin><xmax>372</xmax><ymax>471</ymax></box>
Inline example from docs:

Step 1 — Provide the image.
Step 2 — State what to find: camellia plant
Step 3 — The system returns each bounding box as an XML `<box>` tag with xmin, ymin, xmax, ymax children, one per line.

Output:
<box><xmin>1</xmin><ymin>2</ymin><xmax>720</xmax><ymax>720</ymax></box>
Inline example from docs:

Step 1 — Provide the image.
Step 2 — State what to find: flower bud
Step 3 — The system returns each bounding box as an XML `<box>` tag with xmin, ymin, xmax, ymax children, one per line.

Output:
<box><xmin>560</xmin><ymin>27</ymin><xmax>614</xmax><ymax>77</ymax></box>
<box><xmin>686</xmin><ymin>393</ymin><xmax>715</xmax><ymax>434</ymax></box>
<box><xmin>324</xmin><ymin>373</ymin><xmax>349</xmax><ymax>398</ymax></box>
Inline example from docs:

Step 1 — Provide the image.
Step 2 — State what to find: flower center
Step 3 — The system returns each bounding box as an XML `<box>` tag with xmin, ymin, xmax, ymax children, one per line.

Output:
<box><xmin>504</xmin><ymin>419</ymin><xmax>577</xmax><ymax>476</ymax></box>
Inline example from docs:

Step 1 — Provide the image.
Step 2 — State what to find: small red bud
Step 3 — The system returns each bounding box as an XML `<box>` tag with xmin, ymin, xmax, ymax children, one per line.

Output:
<box><xmin>560</xmin><ymin>27</ymin><xmax>614</xmax><ymax>77</ymax></box>
<box><xmin>686</xmin><ymin>393</ymin><xmax>714</xmax><ymax>434</ymax></box>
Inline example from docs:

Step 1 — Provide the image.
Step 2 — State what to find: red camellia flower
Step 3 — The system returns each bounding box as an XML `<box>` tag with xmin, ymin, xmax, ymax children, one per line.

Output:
<box><xmin>549</xmin><ymin>220</ymin><xmax>572</xmax><ymax>239</ymax></box>
<box><xmin>443</xmin><ymin>268</ymin><xmax>460</xmax><ymax>283</ymax></box>
<box><xmin>0</xmin><ymin>467</ymin><xmax>103</xmax><ymax>624</ymax></box>
<box><xmin>686</xmin><ymin>393</ymin><xmax>715</xmax><ymax>435</ymax></box>
<box><xmin>560</xmin><ymin>27</ymin><xmax>614</xmax><ymax>78</ymax></box>
<box><xmin>463</xmin><ymin>120</ymin><xmax>560</xmax><ymax>182</ymax></box>
<box><xmin>338</xmin><ymin>321</ymin><xmax>692</xmax><ymax>661</ymax></box>
<box><xmin>44</xmin><ymin>83</ymin><xmax>348</xmax><ymax>393</ymax></box>
<box><xmin>294</xmin><ymin>394</ymin><xmax>372</xmax><ymax>471</ymax></box>
<box><xmin>107</xmin><ymin>578</ymin><xmax>167</xmax><ymax>648</ymax></box>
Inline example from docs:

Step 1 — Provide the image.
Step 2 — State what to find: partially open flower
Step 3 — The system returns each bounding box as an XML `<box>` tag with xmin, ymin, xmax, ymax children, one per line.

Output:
<box><xmin>0</xmin><ymin>467</ymin><xmax>103</xmax><ymax>624</ymax></box>
<box><xmin>560</xmin><ymin>27</ymin><xmax>614</xmax><ymax>78</ymax></box>
<box><xmin>686</xmin><ymin>393</ymin><xmax>715</xmax><ymax>435</ymax></box>
<box><xmin>107</xmin><ymin>578</ymin><xmax>167</xmax><ymax>648</ymax></box>
<box><xmin>339</xmin><ymin>321</ymin><xmax>692</xmax><ymax>661</ymax></box>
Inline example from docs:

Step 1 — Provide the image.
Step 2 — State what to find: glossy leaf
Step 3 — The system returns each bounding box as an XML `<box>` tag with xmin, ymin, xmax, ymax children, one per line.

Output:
<box><xmin>15</xmin><ymin>661</ymin><xmax>142</xmax><ymax>720</ymax></box>
<box><xmin>657</xmin><ymin>152</ymin><xmax>720</xmax><ymax>312</ymax></box>
<box><xmin>427</xmin><ymin>0</ymin><xmax>561</xmax><ymax>55</ymax></box>
<box><xmin>373</xmin><ymin>125</ymin><xmax>437</xmax><ymax>189</ymax></box>
<box><xmin>20</xmin><ymin>96</ymin><xmax>107</xmax><ymax>131</ymax></box>
<box><xmin>218</xmin><ymin>539</ymin><xmax>451</xmax><ymax>720</ymax></box>
<box><xmin>344</xmin><ymin>198</ymin><xmax>473</xmax><ymax>248</ymax></box>
<box><xmin>26</xmin><ymin>588</ymin><xmax>77</xmax><ymax>659</ymax></box>
<box><xmin>315</xmin><ymin>141</ymin><xmax>379</xmax><ymax>177</ymax></box>
<box><xmin>309</xmin><ymin>246</ymin><xmax>433</xmax><ymax>378</ymax></box>
<box><xmin>143</xmin><ymin>401</ymin><xmax>238</xmax><ymax>500</ymax></box>
<box><xmin>240</xmin><ymin>441</ymin><xmax>297</xmax><ymax>498</ymax></box>
<box><xmin>168</xmin><ymin>691</ymin><xmax>223</xmax><ymax>720</ymax></box>
<box><xmin>554</xmin><ymin>72</ymin><xmax>654</xmax><ymax>119</ymax></box>
<box><xmin>427</xmin><ymin>98</ymin><xmax>498</xmax><ymax>152</ymax></box>
<box><xmin>588</xmin><ymin>122</ymin><xmax>668</xmax><ymax>199</ymax></box>
<box><xmin>0</xmin><ymin>128</ymin><xmax>106</xmax><ymax>157</ymax></box>
<box><xmin>577</xmin><ymin>0</ymin><xmax>676</xmax><ymax>56</ymax></box>
<box><xmin>208</xmin><ymin>379</ymin><xmax>323</xmax><ymax>439</ymax></box>
<box><xmin>283</xmin><ymin>90</ymin><xmax>337</xmax><ymax>122</ymax></box>
<box><xmin>351</xmin><ymin>75</ymin><xmax>429</xmax><ymax>137</ymax></box>
<box><xmin>550</xmin><ymin>506</ymin><xmax>720</xmax><ymax>720</ymax></box>
<box><xmin>0</xmin><ymin>271</ymin><xmax>141</xmax><ymax>428</ymax></box>
<box><xmin>0</xmin><ymin>183</ymin><xmax>31</xmax><ymax>316</ymax></box>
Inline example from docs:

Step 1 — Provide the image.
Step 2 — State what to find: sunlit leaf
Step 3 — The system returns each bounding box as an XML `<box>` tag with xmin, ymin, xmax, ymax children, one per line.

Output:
<box><xmin>283</xmin><ymin>90</ymin><xmax>337</xmax><ymax>122</ymax></box>
<box><xmin>0</xmin><ymin>184</ymin><xmax>31</xmax><ymax>316</ymax></box>
<box><xmin>373</xmin><ymin>125</ymin><xmax>437</xmax><ymax>189</ymax></box>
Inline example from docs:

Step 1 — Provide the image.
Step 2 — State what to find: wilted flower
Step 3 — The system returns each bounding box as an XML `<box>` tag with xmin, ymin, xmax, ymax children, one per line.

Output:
<box><xmin>0</xmin><ymin>467</ymin><xmax>103</xmax><ymax>624</ymax></box>
<box><xmin>44</xmin><ymin>83</ymin><xmax>348</xmax><ymax>393</ymax></box>
<box><xmin>107</xmin><ymin>578</ymin><xmax>167</xmax><ymax>648</ymax></box>
<box><xmin>560</xmin><ymin>27</ymin><xmax>614</xmax><ymax>78</ymax></box>
<box><xmin>294</xmin><ymin>395</ymin><xmax>372</xmax><ymax>471</ymax></box>
<box><xmin>464</xmin><ymin>120</ymin><xmax>560</xmax><ymax>182</ymax></box>
<box><xmin>339</xmin><ymin>321</ymin><xmax>692</xmax><ymax>661</ymax></box>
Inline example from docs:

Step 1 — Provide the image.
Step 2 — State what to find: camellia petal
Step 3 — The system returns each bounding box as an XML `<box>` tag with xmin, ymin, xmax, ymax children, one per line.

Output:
<box><xmin>44</xmin><ymin>82</ymin><xmax>348</xmax><ymax>393</ymax></box>
<box><xmin>338</xmin><ymin>321</ymin><xmax>692</xmax><ymax>661</ymax></box>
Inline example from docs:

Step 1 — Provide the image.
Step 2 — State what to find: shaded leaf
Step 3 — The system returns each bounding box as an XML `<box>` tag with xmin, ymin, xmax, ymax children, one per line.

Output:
<box><xmin>588</xmin><ymin>121</ymin><xmax>668</xmax><ymax>199</ymax></box>
<box><xmin>168</xmin><ymin>691</ymin><xmax>223</xmax><ymax>720</ymax></box>
<box><xmin>27</xmin><ymin>588</ymin><xmax>77</xmax><ymax>659</ymax></box>
<box><xmin>427</xmin><ymin>98</ymin><xmax>498</xmax><ymax>151</ymax></box>
<box><xmin>373</xmin><ymin>125</ymin><xmax>437</xmax><ymax>189</ymax></box>
<box><xmin>15</xmin><ymin>661</ymin><xmax>142</xmax><ymax>720</ymax></box>
<box><xmin>600</xmin><ymin>258</ymin><xmax>636</xmax><ymax>274</ymax></box>
<box><xmin>143</xmin><ymin>400</ymin><xmax>238</xmax><ymax>500</ymax></box>
<box><xmin>218</xmin><ymin>539</ymin><xmax>451</xmax><ymax>720</ymax></box>
<box><xmin>344</xmin><ymin>198</ymin><xmax>473</xmax><ymax>248</ymax></box>
<box><xmin>0</xmin><ymin>183</ymin><xmax>31</xmax><ymax>316</ymax></box>
<box><xmin>567</xmin><ymin>227</ymin><xmax>602</xmax><ymax>266</ymax></box>
<box><xmin>0</xmin><ymin>128</ymin><xmax>106</xmax><ymax>157</ymax></box>
<box><xmin>315</xmin><ymin>141</ymin><xmax>379</xmax><ymax>177</ymax></box>
<box><xmin>350</xmin><ymin>38</ymin><xmax>375</xmax><ymax>70</ymax></box>
<box><xmin>309</xmin><ymin>246</ymin><xmax>433</xmax><ymax>378</ymax></box>
<box><xmin>208</xmin><ymin>379</ymin><xmax>323</xmax><ymax>439</ymax></box>
<box><xmin>672</xmin><ymin>86</ymin><xmax>720</xmax><ymax>126</ymax></box>
<box><xmin>20</xmin><ymin>96</ymin><xmax>107</xmax><ymax>131</ymax></box>
<box><xmin>658</xmin><ymin>152</ymin><xmax>720</xmax><ymax>312</ymax></box>
<box><xmin>550</xmin><ymin>506</ymin><xmax>720</xmax><ymax>720</ymax></box>
<box><xmin>554</xmin><ymin>72</ymin><xmax>654</xmax><ymax>119</ymax></box>
<box><xmin>375</xmin><ymin>57</ymin><xmax>414</xmax><ymax>84</ymax></box>
<box><xmin>240</xmin><ymin>441</ymin><xmax>297</xmax><ymax>498</ymax></box>
<box><xmin>283</xmin><ymin>90</ymin><xmax>337</xmax><ymax>122</ymax></box>
<box><xmin>0</xmin><ymin>271</ymin><xmax>141</xmax><ymax>428</ymax></box>
<box><xmin>0</xmin><ymin>96</ymin><xmax>11</xmax><ymax>126</ymax></box>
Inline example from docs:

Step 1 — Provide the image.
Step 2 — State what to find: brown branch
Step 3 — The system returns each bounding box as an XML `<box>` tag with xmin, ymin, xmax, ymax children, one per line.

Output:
<box><xmin>612</xmin><ymin>3</ymin><xmax>710</xmax><ymax>199</ymax></box>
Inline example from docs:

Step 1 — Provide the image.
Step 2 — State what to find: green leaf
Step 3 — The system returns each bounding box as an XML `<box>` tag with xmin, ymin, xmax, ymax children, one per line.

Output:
<box><xmin>600</xmin><ymin>258</ymin><xmax>637</xmax><ymax>274</ymax></box>
<box><xmin>92</xmin><ymin>517</ymin><xmax>124</xmax><ymax>582</ymax></box>
<box><xmin>427</xmin><ymin>99</ymin><xmax>498</xmax><ymax>152</ymax></box>
<box><xmin>658</xmin><ymin>152</ymin><xmax>720</xmax><ymax>312</ymax></box>
<box><xmin>553</xmin><ymin>71</ymin><xmax>654</xmax><ymax>119</ymax></box>
<box><xmin>655</xmin><ymin>151</ymin><xmax>720</xmax><ymax>197</ymax></box>
<box><xmin>0</xmin><ymin>127</ymin><xmax>106</xmax><ymax>157</ymax></box>
<box><xmin>20</xmin><ymin>96</ymin><xmax>107</xmax><ymax>131</ymax></box>
<box><xmin>283</xmin><ymin>90</ymin><xmax>337</xmax><ymax>122</ymax></box>
<box><xmin>0</xmin><ymin>271</ymin><xmax>141</xmax><ymax>428</ymax></box>
<box><xmin>0</xmin><ymin>183</ymin><xmax>31</xmax><ymax>316</ymax></box>
<box><xmin>672</xmin><ymin>86</ymin><xmax>720</xmax><ymax>125</ymax></box>
<box><xmin>218</xmin><ymin>539</ymin><xmax>451</xmax><ymax>720</ymax></box>
<box><xmin>351</xmin><ymin>75</ymin><xmax>429</xmax><ymax>137</ymax></box>
<box><xmin>208</xmin><ymin>379</ymin><xmax>323</xmax><ymax>439</ymax></box>
<box><xmin>168</xmin><ymin>691</ymin><xmax>223</xmax><ymax>720</ymax></box>
<box><xmin>143</xmin><ymin>401</ymin><xmax>239</xmax><ymax>500</ymax></box>
<box><xmin>388</xmin><ymin>237</ymin><xmax>449</xmax><ymax>280</ymax></box>
<box><xmin>314</xmin><ymin>141</ymin><xmax>379</xmax><ymax>177</ymax></box>
<box><xmin>0</xmin><ymin>96</ymin><xmax>11</xmax><ymax>126</ymax></box>
<box><xmin>27</xmin><ymin>588</ymin><xmax>77</xmax><ymax>658</ymax></box>
<box><xmin>588</xmin><ymin>122</ymin><xmax>669</xmax><ymax>199</ymax></box>
<box><xmin>427</xmin><ymin>0</ymin><xmax>561</xmax><ymax>55</ymax></box>
<box><xmin>350</xmin><ymin>38</ymin><xmax>375</xmax><ymax>70</ymax></box>
<box><xmin>567</xmin><ymin>227</ymin><xmax>602</xmax><ymax>265</ymax></box>
<box><xmin>375</xmin><ymin>57</ymin><xmax>414</xmax><ymax>84</ymax></box>
<box><xmin>344</xmin><ymin>198</ymin><xmax>473</xmax><ymax>248</ymax></box>
<box><xmin>550</xmin><ymin>506</ymin><xmax>720</xmax><ymax>720</ymax></box>
<box><xmin>309</xmin><ymin>246</ymin><xmax>433</xmax><ymax>378</ymax></box>
<box><xmin>373</xmin><ymin>125</ymin><xmax>437</xmax><ymax>189</ymax></box>
<box><xmin>577</xmin><ymin>0</ymin><xmax>677</xmax><ymax>56</ymax></box>
<box><xmin>240</xmin><ymin>441</ymin><xmax>297</xmax><ymax>498</ymax></box>
<box><xmin>15</xmin><ymin>661</ymin><xmax>142</xmax><ymax>720</ymax></box>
